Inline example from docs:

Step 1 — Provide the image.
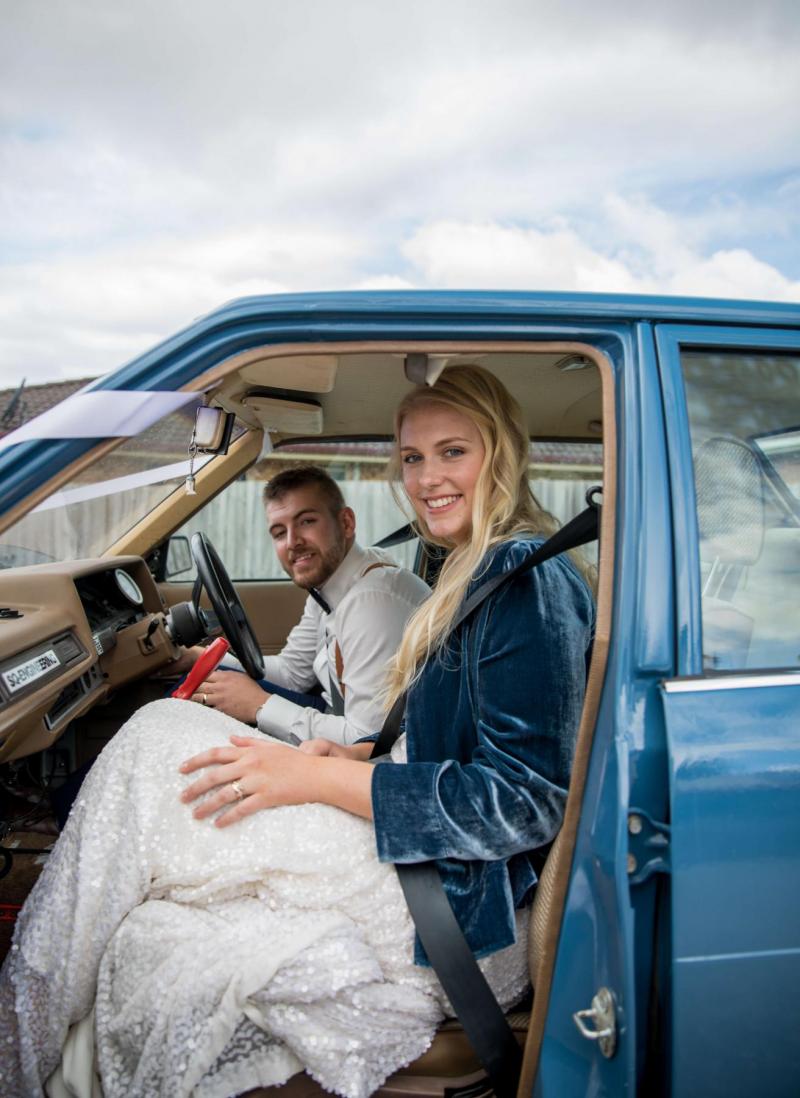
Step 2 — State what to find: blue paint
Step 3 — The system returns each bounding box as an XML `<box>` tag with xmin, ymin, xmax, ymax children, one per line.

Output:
<box><xmin>663</xmin><ymin>680</ymin><xmax>800</xmax><ymax>1097</ymax></box>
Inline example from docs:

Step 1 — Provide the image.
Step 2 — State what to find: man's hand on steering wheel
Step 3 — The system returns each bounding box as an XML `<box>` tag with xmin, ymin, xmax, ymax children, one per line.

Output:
<box><xmin>191</xmin><ymin>669</ymin><xmax>271</xmax><ymax>725</ymax></box>
<box><xmin>190</xmin><ymin>532</ymin><xmax>264</xmax><ymax>679</ymax></box>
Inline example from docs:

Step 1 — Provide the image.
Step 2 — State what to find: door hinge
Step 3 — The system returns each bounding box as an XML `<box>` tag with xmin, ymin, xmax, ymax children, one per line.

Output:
<box><xmin>626</xmin><ymin>807</ymin><xmax>670</xmax><ymax>886</ymax></box>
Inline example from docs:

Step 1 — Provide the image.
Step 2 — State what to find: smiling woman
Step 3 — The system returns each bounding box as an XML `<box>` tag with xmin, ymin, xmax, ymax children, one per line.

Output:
<box><xmin>400</xmin><ymin>404</ymin><xmax>485</xmax><ymax>544</ymax></box>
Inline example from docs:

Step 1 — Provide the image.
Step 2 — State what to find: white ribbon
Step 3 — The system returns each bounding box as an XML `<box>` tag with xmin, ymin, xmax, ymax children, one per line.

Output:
<box><xmin>0</xmin><ymin>390</ymin><xmax>202</xmax><ymax>454</ymax></box>
<box><xmin>31</xmin><ymin>456</ymin><xmax>213</xmax><ymax>513</ymax></box>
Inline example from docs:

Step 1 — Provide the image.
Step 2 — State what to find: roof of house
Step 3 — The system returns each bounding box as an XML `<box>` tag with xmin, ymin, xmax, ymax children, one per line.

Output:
<box><xmin>0</xmin><ymin>378</ymin><xmax>95</xmax><ymax>440</ymax></box>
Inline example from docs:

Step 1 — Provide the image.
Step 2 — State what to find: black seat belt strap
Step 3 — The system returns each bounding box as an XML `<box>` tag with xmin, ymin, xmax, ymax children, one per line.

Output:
<box><xmin>453</xmin><ymin>503</ymin><xmax>598</xmax><ymax>633</ymax></box>
<box><xmin>396</xmin><ymin>862</ymin><xmax>523</xmax><ymax>1098</ymax></box>
<box><xmin>329</xmin><ymin>679</ymin><xmax>345</xmax><ymax>716</ymax></box>
<box><xmin>375</xmin><ymin>522</ymin><xmax>417</xmax><ymax>548</ymax></box>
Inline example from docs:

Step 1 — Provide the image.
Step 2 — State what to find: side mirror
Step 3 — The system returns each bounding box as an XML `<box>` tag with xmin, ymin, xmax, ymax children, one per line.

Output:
<box><xmin>165</xmin><ymin>535</ymin><xmax>193</xmax><ymax>578</ymax></box>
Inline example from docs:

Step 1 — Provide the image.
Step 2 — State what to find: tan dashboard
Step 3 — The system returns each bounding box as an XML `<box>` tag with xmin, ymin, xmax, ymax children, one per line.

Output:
<box><xmin>0</xmin><ymin>556</ymin><xmax>179</xmax><ymax>763</ymax></box>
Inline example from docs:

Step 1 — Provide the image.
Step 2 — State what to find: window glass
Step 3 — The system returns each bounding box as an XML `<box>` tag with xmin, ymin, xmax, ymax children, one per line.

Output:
<box><xmin>170</xmin><ymin>439</ymin><xmax>602</xmax><ymax>581</ymax></box>
<box><xmin>681</xmin><ymin>350</ymin><xmax>800</xmax><ymax>672</ymax></box>
<box><xmin>0</xmin><ymin>409</ymin><xmax>245</xmax><ymax>568</ymax></box>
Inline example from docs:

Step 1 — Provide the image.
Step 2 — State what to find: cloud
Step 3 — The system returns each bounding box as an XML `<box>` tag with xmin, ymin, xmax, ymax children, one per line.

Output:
<box><xmin>400</xmin><ymin>220</ymin><xmax>639</xmax><ymax>293</ymax></box>
<box><xmin>4</xmin><ymin>1</ymin><xmax>799</xmax><ymax>245</ymax></box>
<box><xmin>399</xmin><ymin>206</ymin><xmax>800</xmax><ymax>301</ymax></box>
<box><xmin>0</xmin><ymin>225</ymin><xmax>367</xmax><ymax>381</ymax></box>
<box><xmin>5</xmin><ymin>195</ymin><xmax>798</xmax><ymax>389</ymax></box>
<box><xmin>1</xmin><ymin>1</ymin><xmax>799</xmax><ymax>383</ymax></box>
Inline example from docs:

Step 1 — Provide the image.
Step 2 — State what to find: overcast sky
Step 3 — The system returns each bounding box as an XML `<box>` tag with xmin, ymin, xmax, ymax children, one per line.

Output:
<box><xmin>2</xmin><ymin>0</ymin><xmax>799</xmax><ymax>386</ymax></box>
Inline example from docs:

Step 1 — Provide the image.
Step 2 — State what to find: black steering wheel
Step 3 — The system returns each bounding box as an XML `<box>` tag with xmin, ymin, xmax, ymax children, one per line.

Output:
<box><xmin>190</xmin><ymin>532</ymin><xmax>265</xmax><ymax>680</ymax></box>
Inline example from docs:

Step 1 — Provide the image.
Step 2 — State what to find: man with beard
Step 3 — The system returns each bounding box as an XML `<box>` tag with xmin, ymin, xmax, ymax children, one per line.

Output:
<box><xmin>185</xmin><ymin>466</ymin><xmax>429</xmax><ymax>744</ymax></box>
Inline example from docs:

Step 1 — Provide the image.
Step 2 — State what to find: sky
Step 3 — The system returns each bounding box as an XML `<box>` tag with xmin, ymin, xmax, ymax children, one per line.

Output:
<box><xmin>1</xmin><ymin>0</ymin><xmax>799</xmax><ymax>386</ymax></box>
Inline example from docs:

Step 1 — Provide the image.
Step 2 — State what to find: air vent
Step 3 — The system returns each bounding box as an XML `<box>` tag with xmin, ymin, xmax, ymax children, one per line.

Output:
<box><xmin>52</xmin><ymin>633</ymin><xmax>83</xmax><ymax>664</ymax></box>
<box><xmin>44</xmin><ymin>666</ymin><xmax>101</xmax><ymax>731</ymax></box>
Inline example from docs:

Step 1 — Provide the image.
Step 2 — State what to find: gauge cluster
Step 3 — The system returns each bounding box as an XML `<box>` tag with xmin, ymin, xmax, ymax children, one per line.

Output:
<box><xmin>74</xmin><ymin>569</ymin><xmax>147</xmax><ymax>656</ymax></box>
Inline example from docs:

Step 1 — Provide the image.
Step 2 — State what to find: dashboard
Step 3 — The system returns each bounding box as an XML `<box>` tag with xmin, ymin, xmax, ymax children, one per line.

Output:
<box><xmin>0</xmin><ymin>556</ymin><xmax>178</xmax><ymax>762</ymax></box>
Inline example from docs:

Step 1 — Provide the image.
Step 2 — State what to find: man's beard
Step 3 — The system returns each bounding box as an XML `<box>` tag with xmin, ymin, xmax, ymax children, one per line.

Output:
<box><xmin>288</xmin><ymin>534</ymin><xmax>346</xmax><ymax>590</ymax></box>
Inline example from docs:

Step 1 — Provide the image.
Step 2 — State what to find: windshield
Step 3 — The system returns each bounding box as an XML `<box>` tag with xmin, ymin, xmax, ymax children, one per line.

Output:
<box><xmin>0</xmin><ymin>408</ymin><xmax>244</xmax><ymax>567</ymax></box>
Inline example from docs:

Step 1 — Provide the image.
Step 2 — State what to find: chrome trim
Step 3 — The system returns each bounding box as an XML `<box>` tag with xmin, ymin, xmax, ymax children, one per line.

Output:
<box><xmin>663</xmin><ymin>672</ymin><xmax>800</xmax><ymax>694</ymax></box>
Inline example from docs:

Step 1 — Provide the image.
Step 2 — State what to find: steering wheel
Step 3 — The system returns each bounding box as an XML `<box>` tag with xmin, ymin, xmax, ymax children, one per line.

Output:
<box><xmin>190</xmin><ymin>532</ymin><xmax>265</xmax><ymax>679</ymax></box>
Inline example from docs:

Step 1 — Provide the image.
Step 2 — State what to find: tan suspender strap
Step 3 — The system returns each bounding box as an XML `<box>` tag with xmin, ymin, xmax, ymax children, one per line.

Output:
<box><xmin>361</xmin><ymin>561</ymin><xmax>397</xmax><ymax>576</ymax></box>
<box><xmin>332</xmin><ymin>560</ymin><xmax>398</xmax><ymax>700</ymax></box>
<box><xmin>334</xmin><ymin>641</ymin><xmax>345</xmax><ymax>697</ymax></box>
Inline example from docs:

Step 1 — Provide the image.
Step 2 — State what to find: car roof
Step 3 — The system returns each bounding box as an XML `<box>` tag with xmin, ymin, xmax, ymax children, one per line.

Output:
<box><xmin>2</xmin><ymin>289</ymin><xmax>799</xmax><ymax>520</ymax></box>
<box><xmin>203</xmin><ymin>288</ymin><xmax>800</xmax><ymax>326</ymax></box>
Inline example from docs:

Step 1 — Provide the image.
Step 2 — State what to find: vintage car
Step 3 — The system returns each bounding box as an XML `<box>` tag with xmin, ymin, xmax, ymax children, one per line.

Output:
<box><xmin>0</xmin><ymin>291</ymin><xmax>798</xmax><ymax>1097</ymax></box>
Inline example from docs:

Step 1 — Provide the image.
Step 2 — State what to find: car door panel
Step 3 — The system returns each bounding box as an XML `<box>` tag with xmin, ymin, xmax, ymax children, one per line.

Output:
<box><xmin>662</xmin><ymin>677</ymin><xmax>800</xmax><ymax>1097</ymax></box>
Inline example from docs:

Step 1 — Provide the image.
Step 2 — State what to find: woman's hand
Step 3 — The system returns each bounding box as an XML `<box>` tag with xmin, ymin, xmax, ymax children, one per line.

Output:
<box><xmin>179</xmin><ymin>734</ymin><xmax>376</xmax><ymax>826</ymax></box>
<box><xmin>179</xmin><ymin>734</ymin><xmax>319</xmax><ymax>827</ymax></box>
<box><xmin>298</xmin><ymin>739</ymin><xmax>375</xmax><ymax>761</ymax></box>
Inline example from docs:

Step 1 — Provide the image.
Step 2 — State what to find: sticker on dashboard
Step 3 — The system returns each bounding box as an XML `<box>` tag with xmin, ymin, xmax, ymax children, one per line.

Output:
<box><xmin>2</xmin><ymin>649</ymin><xmax>60</xmax><ymax>694</ymax></box>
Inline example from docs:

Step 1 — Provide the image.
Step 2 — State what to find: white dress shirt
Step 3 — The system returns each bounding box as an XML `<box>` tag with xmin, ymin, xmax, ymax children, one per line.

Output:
<box><xmin>254</xmin><ymin>542</ymin><xmax>429</xmax><ymax>744</ymax></box>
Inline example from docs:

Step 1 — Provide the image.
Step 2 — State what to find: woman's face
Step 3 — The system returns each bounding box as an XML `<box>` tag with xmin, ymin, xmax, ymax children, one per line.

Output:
<box><xmin>399</xmin><ymin>402</ymin><xmax>486</xmax><ymax>545</ymax></box>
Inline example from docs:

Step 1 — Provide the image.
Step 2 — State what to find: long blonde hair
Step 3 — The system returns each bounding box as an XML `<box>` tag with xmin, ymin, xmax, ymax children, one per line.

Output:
<box><xmin>385</xmin><ymin>364</ymin><xmax>565</xmax><ymax>705</ymax></box>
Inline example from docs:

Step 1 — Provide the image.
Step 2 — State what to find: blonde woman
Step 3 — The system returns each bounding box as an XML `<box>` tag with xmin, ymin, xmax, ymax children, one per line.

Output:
<box><xmin>0</xmin><ymin>366</ymin><xmax>594</xmax><ymax>1098</ymax></box>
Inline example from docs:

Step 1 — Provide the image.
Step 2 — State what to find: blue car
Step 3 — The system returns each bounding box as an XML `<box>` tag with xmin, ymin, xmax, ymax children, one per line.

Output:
<box><xmin>0</xmin><ymin>292</ymin><xmax>798</xmax><ymax>1097</ymax></box>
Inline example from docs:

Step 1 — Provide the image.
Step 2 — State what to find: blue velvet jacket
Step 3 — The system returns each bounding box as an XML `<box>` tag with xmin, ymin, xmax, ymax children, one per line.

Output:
<box><xmin>370</xmin><ymin>537</ymin><xmax>595</xmax><ymax>965</ymax></box>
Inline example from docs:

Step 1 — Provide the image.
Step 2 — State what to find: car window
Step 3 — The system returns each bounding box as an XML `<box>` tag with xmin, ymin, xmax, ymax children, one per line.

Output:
<box><xmin>168</xmin><ymin>439</ymin><xmax>602</xmax><ymax>581</ymax></box>
<box><xmin>0</xmin><ymin>408</ymin><xmax>246</xmax><ymax>567</ymax></box>
<box><xmin>681</xmin><ymin>350</ymin><xmax>800</xmax><ymax>672</ymax></box>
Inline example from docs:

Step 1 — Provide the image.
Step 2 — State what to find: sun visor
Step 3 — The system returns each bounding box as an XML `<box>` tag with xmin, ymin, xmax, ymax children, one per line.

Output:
<box><xmin>238</xmin><ymin>354</ymin><xmax>338</xmax><ymax>393</ymax></box>
<box><xmin>241</xmin><ymin>394</ymin><xmax>323</xmax><ymax>435</ymax></box>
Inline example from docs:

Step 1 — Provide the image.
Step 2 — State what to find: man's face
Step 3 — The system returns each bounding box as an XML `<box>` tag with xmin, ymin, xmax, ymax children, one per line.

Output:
<box><xmin>266</xmin><ymin>484</ymin><xmax>355</xmax><ymax>590</ymax></box>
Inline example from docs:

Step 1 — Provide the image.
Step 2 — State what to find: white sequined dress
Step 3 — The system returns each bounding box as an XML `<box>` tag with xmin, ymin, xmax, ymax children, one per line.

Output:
<box><xmin>0</xmin><ymin>699</ymin><xmax>529</xmax><ymax>1098</ymax></box>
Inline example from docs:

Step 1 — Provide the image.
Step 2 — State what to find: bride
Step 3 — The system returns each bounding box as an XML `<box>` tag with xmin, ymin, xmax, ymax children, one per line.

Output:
<box><xmin>0</xmin><ymin>366</ymin><xmax>594</xmax><ymax>1098</ymax></box>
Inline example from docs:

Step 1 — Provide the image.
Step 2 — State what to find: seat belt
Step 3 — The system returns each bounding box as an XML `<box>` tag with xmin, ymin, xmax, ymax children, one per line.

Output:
<box><xmin>329</xmin><ymin>642</ymin><xmax>346</xmax><ymax>716</ymax></box>
<box><xmin>371</xmin><ymin>495</ymin><xmax>600</xmax><ymax>1097</ymax></box>
<box><xmin>375</xmin><ymin>522</ymin><xmax>417</xmax><ymax>548</ymax></box>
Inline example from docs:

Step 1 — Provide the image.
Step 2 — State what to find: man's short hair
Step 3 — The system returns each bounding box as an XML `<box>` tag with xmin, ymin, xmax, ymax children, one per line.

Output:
<box><xmin>263</xmin><ymin>465</ymin><xmax>346</xmax><ymax>515</ymax></box>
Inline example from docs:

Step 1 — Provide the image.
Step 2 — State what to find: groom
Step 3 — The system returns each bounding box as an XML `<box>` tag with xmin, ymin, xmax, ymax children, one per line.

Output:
<box><xmin>181</xmin><ymin>466</ymin><xmax>429</xmax><ymax>745</ymax></box>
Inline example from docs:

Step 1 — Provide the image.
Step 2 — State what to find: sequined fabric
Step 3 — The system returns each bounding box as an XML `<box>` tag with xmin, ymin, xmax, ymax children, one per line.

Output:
<box><xmin>0</xmin><ymin>700</ymin><xmax>529</xmax><ymax>1098</ymax></box>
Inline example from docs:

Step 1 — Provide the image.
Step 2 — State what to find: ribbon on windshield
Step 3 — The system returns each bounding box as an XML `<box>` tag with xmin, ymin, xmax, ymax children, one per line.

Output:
<box><xmin>30</xmin><ymin>456</ymin><xmax>214</xmax><ymax>513</ymax></box>
<box><xmin>0</xmin><ymin>389</ymin><xmax>203</xmax><ymax>454</ymax></box>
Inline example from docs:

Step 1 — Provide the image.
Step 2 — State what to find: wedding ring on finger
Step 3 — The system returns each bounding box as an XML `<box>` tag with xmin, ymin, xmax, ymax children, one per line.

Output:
<box><xmin>230</xmin><ymin>779</ymin><xmax>246</xmax><ymax>801</ymax></box>
<box><xmin>201</xmin><ymin>693</ymin><xmax>208</xmax><ymax>706</ymax></box>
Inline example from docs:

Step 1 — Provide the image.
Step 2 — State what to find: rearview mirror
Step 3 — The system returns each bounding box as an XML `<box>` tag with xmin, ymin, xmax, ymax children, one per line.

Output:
<box><xmin>193</xmin><ymin>406</ymin><xmax>236</xmax><ymax>454</ymax></box>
